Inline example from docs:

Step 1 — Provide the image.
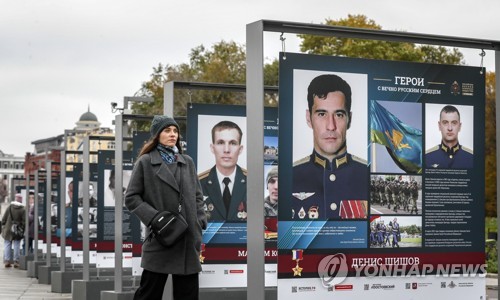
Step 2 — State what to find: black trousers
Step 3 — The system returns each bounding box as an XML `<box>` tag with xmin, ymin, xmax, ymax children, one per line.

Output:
<box><xmin>133</xmin><ymin>269</ymin><xmax>199</xmax><ymax>300</ymax></box>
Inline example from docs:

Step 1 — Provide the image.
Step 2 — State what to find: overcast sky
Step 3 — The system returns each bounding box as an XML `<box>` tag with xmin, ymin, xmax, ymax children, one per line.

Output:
<box><xmin>1</xmin><ymin>0</ymin><xmax>498</xmax><ymax>156</ymax></box>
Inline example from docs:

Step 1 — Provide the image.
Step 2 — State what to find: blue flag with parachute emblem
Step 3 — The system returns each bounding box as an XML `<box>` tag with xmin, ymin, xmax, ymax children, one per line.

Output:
<box><xmin>370</xmin><ymin>100</ymin><xmax>422</xmax><ymax>174</ymax></box>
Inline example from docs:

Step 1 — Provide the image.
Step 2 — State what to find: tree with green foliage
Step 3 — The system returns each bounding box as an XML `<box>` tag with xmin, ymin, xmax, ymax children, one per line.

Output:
<box><xmin>485</xmin><ymin>72</ymin><xmax>496</xmax><ymax>217</ymax></box>
<box><xmin>299</xmin><ymin>14</ymin><xmax>464</xmax><ymax>64</ymax></box>
<box><xmin>131</xmin><ymin>40</ymin><xmax>279</xmax><ymax>121</ymax></box>
<box><xmin>401</xmin><ymin>225</ymin><xmax>421</xmax><ymax>236</ymax></box>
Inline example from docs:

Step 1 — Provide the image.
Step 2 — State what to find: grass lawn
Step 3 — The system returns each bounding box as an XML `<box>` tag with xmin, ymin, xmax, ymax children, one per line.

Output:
<box><xmin>401</xmin><ymin>237</ymin><xmax>421</xmax><ymax>244</ymax></box>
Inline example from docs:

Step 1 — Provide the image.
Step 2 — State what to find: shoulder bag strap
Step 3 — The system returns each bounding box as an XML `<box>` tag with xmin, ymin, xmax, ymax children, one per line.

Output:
<box><xmin>177</xmin><ymin>162</ymin><xmax>185</xmax><ymax>213</ymax></box>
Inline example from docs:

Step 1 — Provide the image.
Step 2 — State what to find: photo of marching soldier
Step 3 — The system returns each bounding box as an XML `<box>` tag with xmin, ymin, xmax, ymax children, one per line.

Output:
<box><xmin>369</xmin><ymin>216</ymin><xmax>422</xmax><ymax>248</ymax></box>
<box><xmin>370</xmin><ymin>174</ymin><xmax>421</xmax><ymax>215</ymax></box>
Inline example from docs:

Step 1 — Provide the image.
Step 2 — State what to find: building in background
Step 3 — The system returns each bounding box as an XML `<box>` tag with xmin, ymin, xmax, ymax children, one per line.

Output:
<box><xmin>66</xmin><ymin>107</ymin><xmax>114</xmax><ymax>164</ymax></box>
<box><xmin>0</xmin><ymin>150</ymin><xmax>25</xmax><ymax>202</ymax></box>
<box><xmin>24</xmin><ymin>107</ymin><xmax>114</xmax><ymax>178</ymax></box>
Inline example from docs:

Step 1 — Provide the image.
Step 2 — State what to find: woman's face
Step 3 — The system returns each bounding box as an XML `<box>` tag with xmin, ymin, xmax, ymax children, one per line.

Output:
<box><xmin>159</xmin><ymin>125</ymin><xmax>178</xmax><ymax>147</ymax></box>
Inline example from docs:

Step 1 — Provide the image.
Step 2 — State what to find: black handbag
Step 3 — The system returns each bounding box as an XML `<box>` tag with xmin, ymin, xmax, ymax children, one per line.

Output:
<box><xmin>149</xmin><ymin>210</ymin><xmax>188</xmax><ymax>247</ymax></box>
<box><xmin>147</xmin><ymin>165</ymin><xmax>188</xmax><ymax>247</ymax></box>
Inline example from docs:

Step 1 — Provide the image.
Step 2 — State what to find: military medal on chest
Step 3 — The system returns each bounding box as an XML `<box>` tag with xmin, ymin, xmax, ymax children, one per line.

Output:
<box><xmin>199</xmin><ymin>243</ymin><xmax>206</xmax><ymax>263</ymax></box>
<box><xmin>237</xmin><ymin>202</ymin><xmax>247</xmax><ymax>220</ymax></box>
<box><xmin>292</xmin><ymin>249</ymin><xmax>304</xmax><ymax>276</ymax></box>
<box><xmin>308</xmin><ymin>206</ymin><xmax>319</xmax><ymax>219</ymax></box>
<box><xmin>298</xmin><ymin>207</ymin><xmax>306</xmax><ymax>219</ymax></box>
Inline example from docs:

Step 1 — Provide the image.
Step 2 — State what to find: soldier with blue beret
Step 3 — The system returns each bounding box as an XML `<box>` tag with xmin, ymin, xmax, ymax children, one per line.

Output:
<box><xmin>425</xmin><ymin>105</ymin><xmax>473</xmax><ymax>169</ymax></box>
<box><xmin>291</xmin><ymin>74</ymin><xmax>368</xmax><ymax>220</ymax></box>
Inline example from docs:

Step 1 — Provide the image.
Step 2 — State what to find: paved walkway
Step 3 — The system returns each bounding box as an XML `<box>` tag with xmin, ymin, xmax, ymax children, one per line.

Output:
<box><xmin>0</xmin><ymin>201</ymin><xmax>498</xmax><ymax>299</ymax></box>
<box><xmin>0</xmin><ymin>266</ymin><xmax>71</xmax><ymax>300</ymax></box>
<box><xmin>0</xmin><ymin>202</ymin><xmax>71</xmax><ymax>299</ymax></box>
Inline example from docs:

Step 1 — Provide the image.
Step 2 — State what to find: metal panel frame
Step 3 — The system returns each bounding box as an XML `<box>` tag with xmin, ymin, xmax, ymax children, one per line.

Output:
<box><xmin>246</xmin><ymin>19</ymin><xmax>500</xmax><ymax>300</ymax></box>
<box><xmin>46</xmin><ymin>161</ymin><xmax>52</xmax><ymax>267</ymax></box>
<box><xmin>82</xmin><ymin>136</ymin><xmax>90</xmax><ymax>281</ymax></box>
<box><xmin>163</xmin><ymin>80</ymin><xmax>278</xmax><ymax>116</ymax></box>
<box><xmin>162</xmin><ymin>79</ymin><xmax>278</xmax><ymax>300</ymax></box>
<box><xmin>113</xmin><ymin>113</ymin><xmax>154</xmax><ymax>292</ymax></box>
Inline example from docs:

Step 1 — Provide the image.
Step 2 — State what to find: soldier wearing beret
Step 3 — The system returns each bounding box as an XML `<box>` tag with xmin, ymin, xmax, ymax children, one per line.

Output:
<box><xmin>425</xmin><ymin>105</ymin><xmax>473</xmax><ymax>169</ymax></box>
<box><xmin>198</xmin><ymin>121</ymin><xmax>247</xmax><ymax>221</ymax></box>
<box><xmin>291</xmin><ymin>74</ymin><xmax>368</xmax><ymax>220</ymax></box>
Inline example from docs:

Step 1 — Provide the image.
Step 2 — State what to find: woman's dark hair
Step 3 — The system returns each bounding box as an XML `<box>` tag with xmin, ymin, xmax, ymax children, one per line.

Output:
<box><xmin>138</xmin><ymin>130</ymin><xmax>183</xmax><ymax>158</ymax></box>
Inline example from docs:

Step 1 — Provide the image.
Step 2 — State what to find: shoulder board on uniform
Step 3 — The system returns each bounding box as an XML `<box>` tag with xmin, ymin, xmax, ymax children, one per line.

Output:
<box><xmin>425</xmin><ymin>145</ymin><xmax>440</xmax><ymax>154</ymax></box>
<box><xmin>293</xmin><ymin>156</ymin><xmax>310</xmax><ymax>167</ymax></box>
<box><xmin>462</xmin><ymin>146</ymin><xmax>473</xmax><ymax>155</ymax></box>
<box><xmin>198</xmin><ymin>169</ymin><xmax>211</xmax><ymax>180</ymax></box>
<box><xmin>351</xmin><ymin>154</ymin><xmax>367</xmax><ymax>165</ymax></box>
<box><xmin>241</xmin><ymin>167</ymin><xmax>248</xmax><ymax>176</ymax></box>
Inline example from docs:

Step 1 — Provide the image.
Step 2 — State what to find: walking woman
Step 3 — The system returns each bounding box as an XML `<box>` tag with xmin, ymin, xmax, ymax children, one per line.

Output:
<box><xmin>2</xmin><ymin>194</ymin><xmax>25</xmax><ymax>268</ymax></box>
<box><xmin>125</xmin><ymin>115</ymin><xmax>207</xmax><ymax>300</ymax></box>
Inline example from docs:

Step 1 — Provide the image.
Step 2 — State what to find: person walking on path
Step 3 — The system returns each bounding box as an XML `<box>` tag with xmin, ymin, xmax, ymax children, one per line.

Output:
<box><xmin>27</xmin><ymin>192</ymin><xmax>35</xmax><ymax>254</ymax></box>
<box><xmin>1</xmin><ymin>194</ymin><xmax>26</xmax><ymax>268</ymax></box>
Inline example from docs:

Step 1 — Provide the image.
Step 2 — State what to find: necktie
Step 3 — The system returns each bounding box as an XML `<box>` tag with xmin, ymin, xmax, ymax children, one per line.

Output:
<box><xmin>222</xmin><ymin>177</ymin><xmax>231</xmax><ymax>212</ymax></box>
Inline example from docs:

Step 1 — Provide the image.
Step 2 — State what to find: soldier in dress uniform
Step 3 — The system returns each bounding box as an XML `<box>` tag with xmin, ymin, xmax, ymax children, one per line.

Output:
<box><xmin>378</xmin><ymin>179</ymin><xmax>386</xmax><ymax>206</ymax></box>
<box><xmin>403</xmin><ymin>181</ymin><xmax>411</xmax><ymax>212</ymax></box>
<box><xmin>410</xmin><ymin>180</ymin><xmax>419</xmax><ymax>215</ymax></box>
<box><xmin>384</xmin><ymin>179</ymin><xmax>393</xmax><ymax>209</ymax></box>
<box><xmin>291</xmin><ymin>74</ymin><xmax>368</xmax><ymax>220</ymax></box>
<box><xmin>425</xmin><ymin>105</ymin><xmax>473</xmax><ymax>169</ymax></box>
<box><xmin>370</xmin><ymin>180</ymin><xmax>379</xmax><ymax>204</ymax></box>
<box><xmin>199</xmin><ymin>121</ymin><xmax>247</xmax><ymax>221</ymax></box>
<box><xmin>385</xmin><ymin>221</ymin><xmax>393</xmax><ymax>247</ymax></box>
<box><xmin>392</xmin><ymin>218</ymin><xmax>400</xmax><ymax>248</ymax></box>
<box><xmin>376</xmin><ymin>220</ymin><xmax>386</xmax><ymax>247</ymax></box>
<box><xmin>391</xmin><ymin>180</ymin><xmax>400</xmax><ymax>213</ymax></box>
<box><xmin>370</xmin><ymin>222</ymin><xmax>377</xmax><ymax>246</ymax></box>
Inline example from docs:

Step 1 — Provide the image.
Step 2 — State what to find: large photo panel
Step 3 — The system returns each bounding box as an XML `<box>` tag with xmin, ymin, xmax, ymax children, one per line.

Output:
<box><xmin>187</xmin><ymin>103</ymin><xmax>279</xmax><ymax>288</ymax></box>
<box><xmin>278</xmin><ymin>52</ymin><xmax>485</xmax><ymax>300</ymax></box>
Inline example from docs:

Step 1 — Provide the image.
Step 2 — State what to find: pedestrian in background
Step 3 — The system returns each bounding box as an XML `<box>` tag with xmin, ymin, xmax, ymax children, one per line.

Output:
<box><xmin>2</xmin><ymin>194</ymin><xmax>26</xmax><ymax>268</ymax></box>
<box><xmin>27</xmin><ymin>192</ymin><xmax>35</xmax><ymax>253</ymax></box>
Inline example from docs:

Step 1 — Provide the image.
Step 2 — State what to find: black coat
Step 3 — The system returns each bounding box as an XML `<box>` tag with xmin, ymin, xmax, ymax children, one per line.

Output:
<box><xmin>125</xmin><ymin>150</ymin><xmax>207</xmax><ymax>275</ymax></box>
<box><xmin>1</xmin><ymin>202</ymin><xmax>26</xmax><ymax>241</ymax></box>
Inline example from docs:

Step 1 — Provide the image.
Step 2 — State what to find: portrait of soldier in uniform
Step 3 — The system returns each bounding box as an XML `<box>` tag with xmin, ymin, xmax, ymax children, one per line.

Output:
<box><xmin>425</xmin><ymin>104</ymin><xmax>473</xmax><ymax>169</ymax></box>
<box><xmin>77</xmin><ymin>181</ymin><xmax>98</xmax><ymax>207</ymax></box>
<box><xmin>264</xmin><ymin>166</ymin><xmax>278</xmax><ymax>217</ymax></box>
<box><xmin>198</xmin><ymin>120</ymin><xmax>247</xmax><ymax>221</ymax></box>
<box><xmin>291</xmin><ymin>74</ymin><xmax>368</xmax><ymax>220</ymax></box>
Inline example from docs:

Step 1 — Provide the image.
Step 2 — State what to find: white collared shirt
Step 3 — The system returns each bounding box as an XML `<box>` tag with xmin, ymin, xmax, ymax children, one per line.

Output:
<box><xmin>216</xmin><ymin>168</ymin><xmax>236</xmax><ymax>195</ymax></box>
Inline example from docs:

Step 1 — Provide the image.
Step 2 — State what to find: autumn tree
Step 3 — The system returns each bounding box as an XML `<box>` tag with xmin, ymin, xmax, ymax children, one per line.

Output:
<box><xmin>485</xmin><ymin>72</ymin><xmax>496</xmax><ymax>216</ymax></box>
<box><xmin>132</xmin><ymin>40</ymin><xmax>279</xmax><ymax>122</ymax></box>
<box><xmin>299</xmin><ymin>15</ymin><xmax>464</xmax><ymax>64</ymax></box>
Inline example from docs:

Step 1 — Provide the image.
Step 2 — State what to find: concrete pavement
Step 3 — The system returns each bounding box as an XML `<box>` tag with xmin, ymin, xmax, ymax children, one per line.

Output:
<box><xmin>0</xmin><ymin>201</ymin><xmax>498</xmax><ymax>299</ymax></box>
<box><xmin>0</xmin><ymin>201</ymin><xmax>71</xmax><ymax>299</ymax></box>
<box><xmin>0</xmin><ymin>238</ymin><xmax>71</xmax><ymax>299</ymax></box>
